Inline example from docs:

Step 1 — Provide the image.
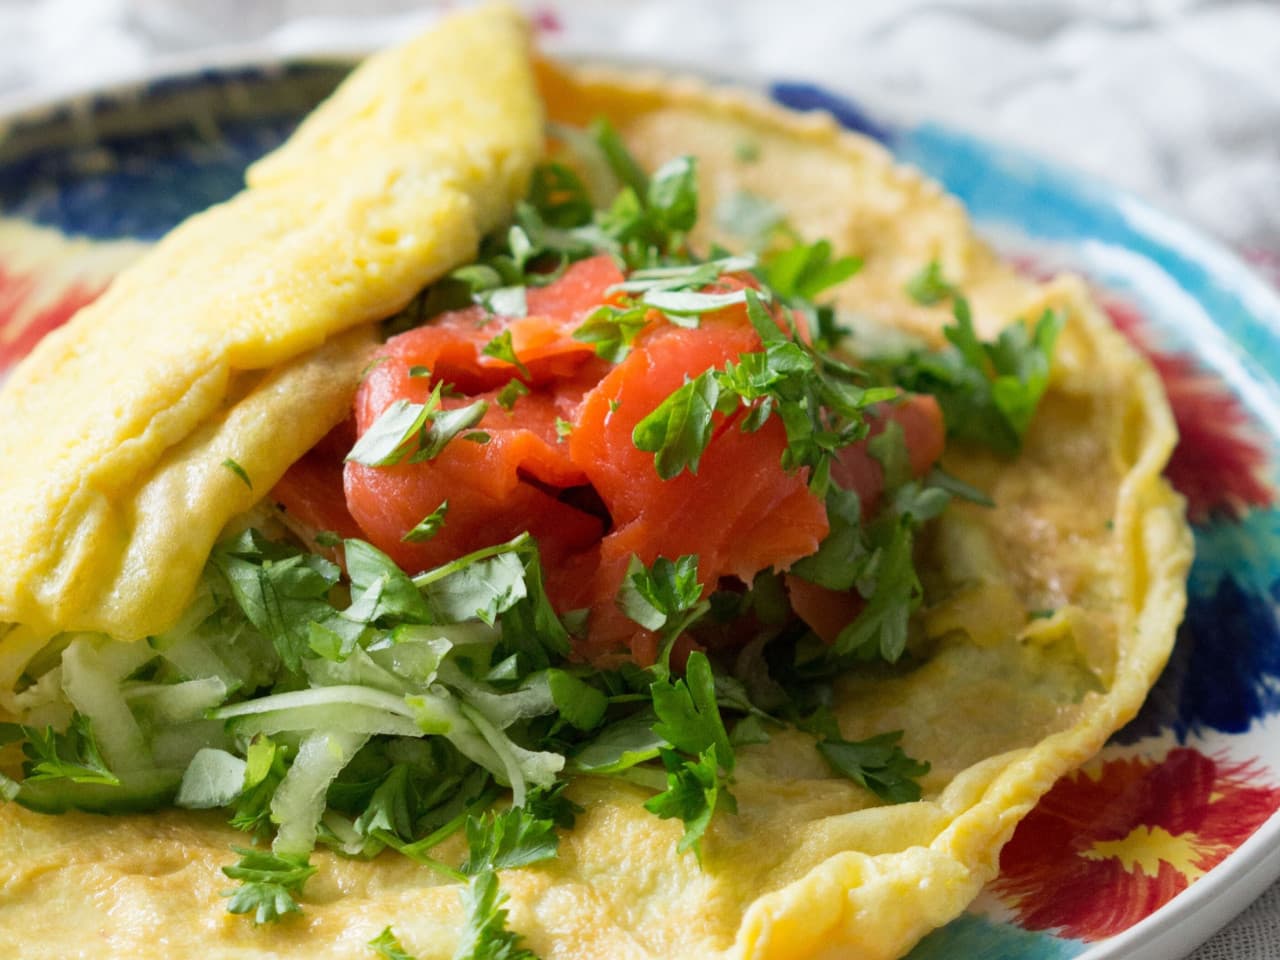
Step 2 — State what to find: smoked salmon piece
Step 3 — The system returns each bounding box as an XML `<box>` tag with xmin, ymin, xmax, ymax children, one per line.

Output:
<box><xmin>275</xmin><ymin>253</ymin><xmax>946</xmax><ymax>662</ymax></box>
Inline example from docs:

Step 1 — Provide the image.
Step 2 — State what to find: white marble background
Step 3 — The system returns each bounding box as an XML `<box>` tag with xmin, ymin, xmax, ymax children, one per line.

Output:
<box><xmin>1</xmin><ymin>1</ymin><xmax>1278</xmax><ymax>957</ymax></box>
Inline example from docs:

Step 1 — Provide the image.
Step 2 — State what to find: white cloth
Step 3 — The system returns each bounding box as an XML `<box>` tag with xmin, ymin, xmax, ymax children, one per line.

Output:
<box><xmin>0</xmin><ymin>1</ymin><xmax>1277</xmax><ymax>956</ymax></box>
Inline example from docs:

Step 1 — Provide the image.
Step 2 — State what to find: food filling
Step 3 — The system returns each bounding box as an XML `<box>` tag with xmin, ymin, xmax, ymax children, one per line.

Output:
<box><xmin>0</xmin><ymin>123</ymin><xmax>1062</xmax><ymax>951</ymax></box>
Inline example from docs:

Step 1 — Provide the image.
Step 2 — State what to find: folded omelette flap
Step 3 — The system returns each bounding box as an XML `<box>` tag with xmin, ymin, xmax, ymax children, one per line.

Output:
<box><xmin>0</xmin><ymin>5</ymin><xmax>542</xmax><ymax>641</ymax></box>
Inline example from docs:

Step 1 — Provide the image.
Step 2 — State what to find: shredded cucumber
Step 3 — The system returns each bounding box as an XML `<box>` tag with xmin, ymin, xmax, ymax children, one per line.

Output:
<box><xmin>438</xmin><ymin>663</ymin><xmax>557</xmax><ymax>729</ymax></box>
<box><xmin>271</xmin><ymin>730</ymin><xmax>369</xmax><ymax>857</ymax></box>
<box><xmin>176</xmin><ymin>748</ymin><xmax>247</xmax><ymax>809</ymax></box>
<box><xmin>91</xmin><ymin>637</ymin><xmax>158</xmax><ymax>681</ymax></box>
<box><xmin>60</xmin><ymin>639</ymin><xmax>150</xmax><ymax>773</ymax></box>
<box><xmin>210</xmin><ymin>685</ymin><xmax>417</xmax><ymax>721</ymax></box>
<box><xmin>152</xmin><ymin>719</ymin><xmax>233</xmax><ymax>769</ymax></box>
<box><xmin>458</xmin><ymin>701</ymin><xmax>563</xmax><ymax>807</ymax></box>
<box><xmin>124</xmin><ymin>677</ymin><xmax>229</xmax><ymax>723</ymax></box>
<box><xmin>227</xmin><ymin>704</ymin><xmax>422</xmax><ymax>740</ymax></box>
<box><xmin>153</xmin><ymin>632</ymin><xmax>242</xmax><ymax>693</ymax></box>
<box><xmin>303</xmin><ymin>647</ymin><xmax>407</xmax><ymax>695</ymax></box>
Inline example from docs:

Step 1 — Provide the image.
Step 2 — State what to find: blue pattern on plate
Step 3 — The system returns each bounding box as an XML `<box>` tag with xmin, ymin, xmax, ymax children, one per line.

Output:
<box><xmin>767</xmin><ymin>81</ymin><xmax>893</xmax><ymax>144</ymax></box>
<box><xmin>906</xmin><ymin>914</ymin><xmax>1087</xmax><ymax>960</ymax></box>
<box><xmin>0</xmin><ymin>117</ymin><xmax>295</xmax><ymax>240</ymax></box>
<box><xmin>1115</xmin><ymin>509</ymin><xmax>1280</xmax><ymax>742</ymax></box>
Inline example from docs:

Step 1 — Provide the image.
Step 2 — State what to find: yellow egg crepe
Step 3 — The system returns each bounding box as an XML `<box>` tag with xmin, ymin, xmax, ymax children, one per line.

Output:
<box><xmin>0</xmin><ymin>7</ymin><xmax>1191</xmax><ymax>960</ymax></box>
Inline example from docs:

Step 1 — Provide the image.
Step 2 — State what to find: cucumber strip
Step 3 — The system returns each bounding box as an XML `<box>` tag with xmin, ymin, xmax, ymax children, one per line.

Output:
<box><xmin>320</xmin><ymin>810</ymin><xmax>376</xmax><ymax>858</ymax></box>
<box><xmin>154</xmin><ymin>632</ymin><xmax>242</xmax><ymax>693</ymax></box>
<box><xmin>227</xmin><ymin>704</ymin><xmax>422</xmax><ymax>740</ymax></box>
<box><xmin>368</xmin><ymin>637</ymin><xmax>451</xmax><ymax>686</ymax></box>
<box><xmin>92</xmin><ymin>638</ymin><xmax>158</xmax><ymax>681</ymax></box>
<box><xmin>12</xmin><ymin>667</ymin><xmax>71</xmax><ymax>729</ymax></box>
<box><xmin>124</xmin><ymin>677</ymin><xmax>229</xmax><ymax>722</ymax></box>
<box><xmin>210</xmin><ymin>685</ymin><xmax>416</xmax><ymax>721</ymax></box>
<box><xmin>403</xmin><ymin>691</ymin><xmax>518</xmax><ymax>792</ymax></box>
<box><xmin>439</xmin><ymin>664</ymin><xmax>557</xmax><ymax>729</ymax></box>
<box><xmin>303</xmin><ymin>647</ymin><xmax>407</xmax><ymax>696</ymax></box>
<box><xmin>17</xmin><ymin>768</ymin><xmax>181</xmax><ymax>814</ymax></box>
<box><xmin>152</xmin><ymin>719</ymin><xmax>233</xmax><ymax>769</ymax></box>
<box><xmin>175</xmin><ymin>748</ymin><xmax>246</xmax><ymax>809</ymax></box>
<box><xmin>271</xmin><ymin>729</ymin><xmax>369</xmax><ymax>857</ymax></box>
<box><xmin>458</xmin><ymin>701</ymin><xmax>530</xmax><ymax>807</ymax></box>
<box><xmin>60</xmin><ymin>639</ymin><xmax>149</xmax><ymax>773</ymax></box>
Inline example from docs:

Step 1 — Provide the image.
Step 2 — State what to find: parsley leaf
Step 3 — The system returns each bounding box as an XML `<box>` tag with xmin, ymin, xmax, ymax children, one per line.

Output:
<box><xmin>645</xmin><ymin>156</ymin><xmax>699</xmax><ymax>236</ymax></box>
<box><xmin>403</xmin><ymin>500</ymin><xmax>449</xmax><ymax>544</ymax></box>
<box><xmin>489</xmin><ymin>546</ymin><xmax>573</xmax><ymax>672</ymax></box>
<box><xmin>344</xmin><ymin>538</ymin><xmax>433</xmax><ymax>624</ymax></box>
<box><xmin>481</xmin><ymin>330</ymin><xmax>530</xmax><ymax>377</ymax></box>
<box><xmin>762</xmin><ymin>239</ymin><xmax>861</xmax><ymax>301</ymax></box>
<box><xmin>210</xmin><ymin>530</ymin><xmax>341</xmax><ymax>671</ymax></box>
<box><xmin>617</xmin><ymin>555</ymin><xmax>702</xmax><ymax>632</ymax></box>
<box><xmin>880</xmin><ymin>276</ymin><xmax>1064</xmax><ymax>455</ymax></box>
<box><xmin>20</xmin><ymin>714</ymin><xmax>119</xmax><ymax>785</ymax></box>
<box><xmin>221</xmin><ymin>847</ymin><xmax>315</xmax><ymax>924</ymax></box>
<box><xmin>831</xmin><ymin>514</ymin><xmax>919</xmax><ymax>663</ymax></box>
<box><xmin>546</xmin><ymin>669</ymin><xmax>608</xmax><ymax>732</ymax></box>
<box><xmin>496</xmin><ymin>379</ymin><xmax>530</xmax><ymax>412</ymax></box>
<box><xmin>631</xmin><ymin>372</ymin><xmax>720</xmax><ymax>479</ymax></box>
<box><xmin>369</xmin><ymin>927</ymin><xmax>419</xmax><ymax>960</ymax></box>
<box><xmin>649</xmin><ymin>652</ymin><xmax>734</xmax><ymax>773</ymax></box>
<box><xmin>222</xmin><ymin>457</ymin><xmax>253</xmax><ymax>489</ymax></box>
<box><xmin>461</xmin><ymin>804</ymin><xmax>559</xmax><ymax>875</ymax></box>
<box><xmin>230</xmin><ymin>736</ymin><xmax>287</xmax><ymax>839</ymax></box>
<box><xmin>347</xmin><ymin>387</ymin><xmax>489</xmax><ymax>467</ymax></box>
<box><xmin>643</xmin><ymin>745</ymin><xmax>735</xmax><ymax>862</ymax></box>
<box><xmin>817</xmin><ymin>730</ymin><xmax>930</xmax><ymax>804</ymax></box>
<box><xmin>354</xmin><ymin>764</ymin><xmax>418</xmax><ymax>843</ymax></box>
<box><xmin>904</xmin><ymin>259</ymin><xmax>956</xmax><ymax>306</ymax></box>
<box><xmin>413</xmin><ymin>536</ymin><xmax>531</xmax><ymax>626</ymax></box>
<box><xmin>454</xmin><ymin>869</ymin><xmax>540</xmax><ymax>960</ymax></box>
<box><xmin>572</xmin><ymin>302</ymin><xmax>650</xmax><ymax>362</ymax></box>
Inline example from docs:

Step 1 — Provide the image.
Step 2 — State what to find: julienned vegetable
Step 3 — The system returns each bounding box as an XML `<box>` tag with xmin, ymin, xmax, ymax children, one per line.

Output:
<box><xmin>0</xmin><ymin>120</ymin><xmax>1060</xmax><ymax>957</ymax></box>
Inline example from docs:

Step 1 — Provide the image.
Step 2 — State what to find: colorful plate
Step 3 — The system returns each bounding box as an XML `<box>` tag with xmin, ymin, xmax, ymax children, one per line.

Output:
<box><xmin>3</xmin><ymin>53</ymin><xmax>1280</xmax><ymax>960</ymax></box>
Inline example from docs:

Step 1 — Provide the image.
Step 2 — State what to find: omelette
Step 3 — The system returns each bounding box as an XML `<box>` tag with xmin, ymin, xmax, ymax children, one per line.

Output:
<box><xmin>0</xmin><ymin>7</ymin><xmax>1190</xmax><ymax>960</ymax></box>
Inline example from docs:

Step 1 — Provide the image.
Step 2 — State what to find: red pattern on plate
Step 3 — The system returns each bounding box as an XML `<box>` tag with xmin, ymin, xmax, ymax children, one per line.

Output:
<box><xmin>1100</xmin><ymin>294</ymin><xmax>1275</xmax><ymax>522</ymax></box>
<box><xmin>993</xmin><ymin>748</ymin><xmax>1280</xmax><ymax>940</ymax></box>
<box><xmin>1010</xmin><ymin>253</ymin><xmax>1275</xmax><ymax>522</ymax></box>
<box><xmin>0</xmin><ymin>264</ymin><xmax>106</xmax><ymax>372</ymax></box>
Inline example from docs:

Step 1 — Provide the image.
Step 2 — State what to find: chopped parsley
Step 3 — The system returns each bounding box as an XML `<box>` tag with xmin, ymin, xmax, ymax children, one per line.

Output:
<box><xmin>17</xmin><ymin>715</ymin><xmax>119</xmax><ymax>786</ymax></box>
<box><xmin>369</xmin><ymin>928</ymin><xmax>418</xmax><ymax>960</ymax></box>
<box><xmin>880</xmin><ymin>262</ymin><xmax>1064</xmax><ymax>455</ymax></box>
<box><xmin>222</xmin><ymin>457</ymin><xmax>253</xmax><ymax>490</ymax></box>
<box><xmin>402</xmin><ymin>501</ymin><xmax>449</xmax><ymax>544</ymax></box>
<box><xmin>221</xmin><ymin>848</ymin><xmax>316</xmax><ymax>924</ymax></box>
<box><xmin>481</xmin><ymin>329</ymin><xmax>530</xmax><ymax>377</ymax></box>
<box><xmin>346</xmin><ymin>387</ymin><xmax>489</xmax><ymax>467</ymax></box>
<box><xmin>455</xmin><ymin>870</ymin><xmax>540</xmax><ymax>960</ymax></box>
<box><xmin>817</xmin><ymin>730</ymin><xmax>930</xmax><ymax>804</ymax></box>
